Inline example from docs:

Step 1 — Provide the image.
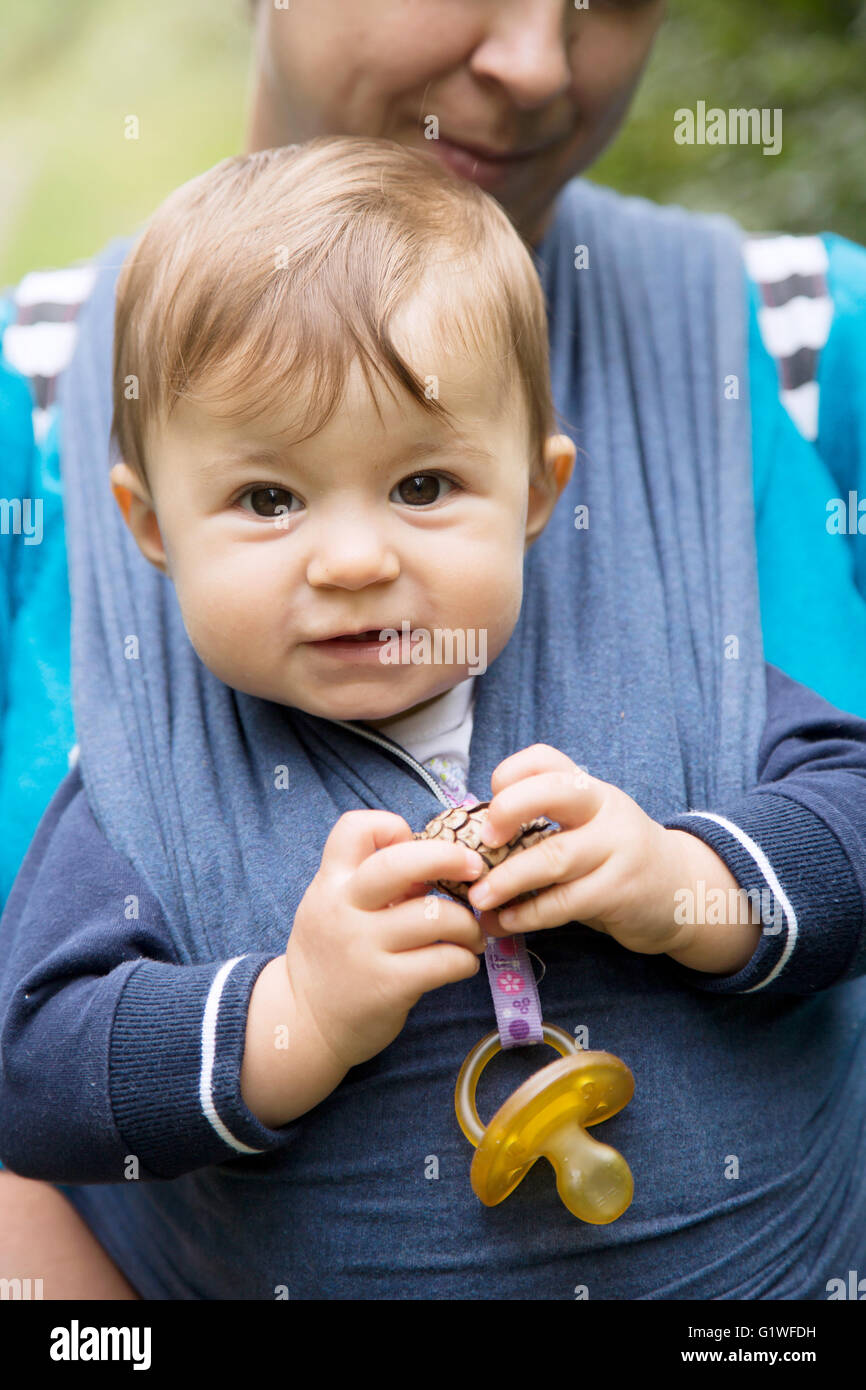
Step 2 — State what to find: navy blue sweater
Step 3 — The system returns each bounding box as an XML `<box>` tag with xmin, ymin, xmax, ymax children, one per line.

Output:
<box><xmin>0</xmin><ymin>664</ymin><xmax>865</xmax><ymax>1298</ymax></box>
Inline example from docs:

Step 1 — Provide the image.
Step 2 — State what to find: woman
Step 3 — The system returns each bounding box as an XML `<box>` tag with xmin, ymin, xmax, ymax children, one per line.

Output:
<box><xmin>1</xmin><ymin>0</ymin><xmax>864</xmax><ymax>1298</ymax></box>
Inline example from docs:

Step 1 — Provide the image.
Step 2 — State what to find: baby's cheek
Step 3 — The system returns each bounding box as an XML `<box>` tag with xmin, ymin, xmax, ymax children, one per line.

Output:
<box><xmin>173</xmin><ymin>570</ymin><xmax>264</xmax><ymax>676</ymax></box>
<box><xmin>459</xmin><ymin>552</ymin><xmax>522</xmax><ymax>629</ymax></box>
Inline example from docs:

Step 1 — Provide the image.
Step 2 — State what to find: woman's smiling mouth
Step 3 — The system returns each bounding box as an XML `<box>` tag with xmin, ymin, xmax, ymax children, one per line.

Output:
<box><xmin>431</xmin><ymin>135</ymin><xmax>551</xmax><ymax>191</ymax></box>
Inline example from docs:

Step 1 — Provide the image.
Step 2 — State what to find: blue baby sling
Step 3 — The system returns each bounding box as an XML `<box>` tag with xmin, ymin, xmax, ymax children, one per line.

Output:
<box><xmin>57</xmin><ymin>174</ymin><xmax>766</xmax><ymax>964</ymax></box>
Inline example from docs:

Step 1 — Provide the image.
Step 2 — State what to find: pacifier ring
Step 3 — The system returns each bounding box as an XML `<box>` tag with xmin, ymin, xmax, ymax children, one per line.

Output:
<box><xmin>455</xmin><ymin>1023</ymin><xmax>577</xmax><ymax>1146</ymax></box>
<box><xmin>455</xmin><ymin>1023</ymin><xmax>636</xmax><ymax>1225</ymax></box>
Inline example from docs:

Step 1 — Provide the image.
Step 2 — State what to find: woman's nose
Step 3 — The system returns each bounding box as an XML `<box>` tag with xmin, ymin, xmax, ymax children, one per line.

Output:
<box><xmin>305</xmin><ymin>524</ymin><xmax>401</xmax><ymax>590</ymax></box>
<box><xmin>470</xmin><ymin>1</ymin><xmax>573</xmax><ymax>108</ymax></box>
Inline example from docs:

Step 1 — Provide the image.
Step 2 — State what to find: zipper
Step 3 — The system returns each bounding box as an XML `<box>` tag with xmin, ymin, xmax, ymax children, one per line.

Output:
<box><xmin>328</xmin><ymin>719</ymin><xmax>455</xmax><ymax>808</ymax></box>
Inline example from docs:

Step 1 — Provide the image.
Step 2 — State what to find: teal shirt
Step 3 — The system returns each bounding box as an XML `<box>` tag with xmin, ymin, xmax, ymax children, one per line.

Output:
<box><xmin>749</xmin><ymin>234</ymin><xmax>866</xmax><ymax>715</ymax></box>
<box><xmin>0</xmin><ymin>333</ymin><xmax>75</xmax><ymax>904</ymax></box>
<box><xmin>1</xmin><ymin>233</ymin><xmax>865</xmax><ymax>903</ymax></box>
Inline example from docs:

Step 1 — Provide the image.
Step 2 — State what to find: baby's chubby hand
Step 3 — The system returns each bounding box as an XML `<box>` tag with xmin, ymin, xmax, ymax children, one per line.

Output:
<box><xmin>244</xmin><ymin>809</ymin><xmax>491</xmax><ymax>1127</ymax></box>
<box><xmin>282</xmin><ymin>809</ymin><xmax>489</xmax><ymax>1075</ymax></box>
<box><xmin>466</xmin><ymin>744</ymin><xmax>733</xmax><ymax>960</ymax></box>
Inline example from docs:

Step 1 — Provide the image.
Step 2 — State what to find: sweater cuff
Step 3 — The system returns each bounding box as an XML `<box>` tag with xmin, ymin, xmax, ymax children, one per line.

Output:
<box><xmin>109</xmin><ymin>953</ymin><xmax>303</xmax><ymax>1179</ymax></box>
<box><xmin>662</xmin><ymin>790</ymin><xmax>862</xmax><ymax>995</ymax></box>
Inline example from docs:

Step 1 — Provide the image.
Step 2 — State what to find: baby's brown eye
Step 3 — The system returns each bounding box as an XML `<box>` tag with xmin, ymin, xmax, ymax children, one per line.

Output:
<box><xmin>393</xmin><ymin>473</ymin><xmax>453</xmax><ymax>506</ymax></box>
<box><xmin>239</xmin><ymin>486</ymin><xmax>298</xmax><ymax>518</ymax></box>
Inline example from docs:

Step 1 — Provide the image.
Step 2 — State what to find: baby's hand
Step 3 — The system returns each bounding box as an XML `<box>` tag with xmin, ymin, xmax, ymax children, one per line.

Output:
<box><xmin>284</xmin><ymin>810</ymin><xmax>487</xmax><ymax>1073</ymax></box>
<box><xmin>466</xmin><ymin>744</ymin><xmax>737</xmax><ymax>959</ymax></box>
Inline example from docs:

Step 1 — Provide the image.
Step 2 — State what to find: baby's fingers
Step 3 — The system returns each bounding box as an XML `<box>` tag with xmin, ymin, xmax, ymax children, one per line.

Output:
<box><xmin>469</xmin><ymin>825</ymin><xmax>604</xmax><ymax>914</ymax></box>
<box><xmin>376</xmin><ymin>895</ymin><xmax>486</xmax><ymax>955</ymax></box>
<box><xmin>321</xmin><ymin>809</ymin><xmax>415</xmax><ymax>875</ymax></box>
<box><xmin>349</xmin><ymin>838</ymin><xmax>483</xmax><ymax>913</ymax></box>
<box><xmin>493</xmin><ymin>861</ymin><xmax>625</xmax><ymax>940</ymax></box>
<box><xmin>489</xmin><ymin>743</ymin><xmax>582</xmax><ymax>795</ymax></box>
<box><xmin>481</xmin><ymin>769</ymin><xmax>602</xmax><ymax>851</ymax></box>
<box><xmin>389</xmin><ymin>941</ymin><xmax>483</xmax><ymax>1004</ymax></box>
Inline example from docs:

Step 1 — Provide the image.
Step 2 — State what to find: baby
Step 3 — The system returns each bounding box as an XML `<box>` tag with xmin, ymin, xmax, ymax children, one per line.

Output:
<box><xmin>2</xmin><ymin>136</ymin><xmax>864</xmax><ymax>1299</ymax></box>
<box><xmin>107</xmin><ymin>137</ymin><xmax>747</xmax><ymax>1128</ymax></box>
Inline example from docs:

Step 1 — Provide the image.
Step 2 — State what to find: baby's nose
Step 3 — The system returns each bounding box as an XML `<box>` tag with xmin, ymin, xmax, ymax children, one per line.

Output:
<box><xmin>306</xmin><ymin>527</ymin><xmax>400</xmax><ymax>589</ymax></box>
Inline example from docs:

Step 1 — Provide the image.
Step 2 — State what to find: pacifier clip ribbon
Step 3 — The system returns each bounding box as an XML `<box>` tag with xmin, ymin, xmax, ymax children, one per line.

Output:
<box><xmin>417</xmin><ymin>775</ymin><xmax>545</xmax><ymax>1047</ymax></box>
<box><xmin>419</xmin><ymin>772</ymin><xmax>636</xmax><ymax>1224</ymax></box>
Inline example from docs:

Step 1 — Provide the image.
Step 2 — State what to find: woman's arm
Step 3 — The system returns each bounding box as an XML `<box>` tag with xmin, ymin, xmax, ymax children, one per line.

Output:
<box><xmin>0</xmin><ymin>1170</ymin><xmax>140</xmax><ymax>1300</ymax></box>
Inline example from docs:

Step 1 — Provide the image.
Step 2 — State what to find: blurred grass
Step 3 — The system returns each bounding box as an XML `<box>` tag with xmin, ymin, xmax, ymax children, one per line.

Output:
<box><xmin>0</xmin><ymin>0</ymin><xmax>864</xmax><ymax>285</ymax></box>
<box><xmin>0</xmin><ymin>0</ymin><xmax>253</xmax><ymax>285</ymax></box>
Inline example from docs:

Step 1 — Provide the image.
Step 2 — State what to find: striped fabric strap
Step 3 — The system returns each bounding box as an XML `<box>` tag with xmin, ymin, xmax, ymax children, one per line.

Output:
<box><xmin>425</xmin><ymin>754</ymin><xmax>544</xmax><ymax>1049</ymax></box>
<box><xmin>1</xmin><ymin>264</ymin><xmax>97</xmax><ymax>443</ymax></box>
<box><xmin>1</xmin><ymin>236</ymin><xmax>833</xmax><ymax>451</ymax></box>
<box><xmin>743</xmin><ymin>234</ymin><xmax>832</xmax><ymax>443</ymax></box>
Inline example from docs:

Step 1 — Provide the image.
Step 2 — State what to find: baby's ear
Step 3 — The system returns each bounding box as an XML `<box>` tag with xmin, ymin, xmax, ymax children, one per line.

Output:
<box><xmin>544</xmin><ymin>433</ymin><xmax>576</xmax><ymax>494</ymax></box>
<box><xmin>524</xmin><ymin>433</ymin><xmax>576</xmax><ymax>546</ymax></box>
<box><xmin>109</xmin><ymin>461</ymin><xmax>170</xmax><ymax>575</ymax></box>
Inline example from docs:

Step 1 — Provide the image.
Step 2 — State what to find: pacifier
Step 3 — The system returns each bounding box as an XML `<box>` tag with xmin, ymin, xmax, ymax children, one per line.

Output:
<box><xmin>455</xmin><ymin>1023</ymin><xmax>635</xmax><ymax>1224</ymax></box>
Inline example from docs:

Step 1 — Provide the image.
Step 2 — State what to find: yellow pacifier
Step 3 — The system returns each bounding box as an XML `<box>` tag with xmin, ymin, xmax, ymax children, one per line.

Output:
<box><xmin>455</xmin><ymin>1023</ymin><xmax>635</xmax><ymax>1224</ymax></box>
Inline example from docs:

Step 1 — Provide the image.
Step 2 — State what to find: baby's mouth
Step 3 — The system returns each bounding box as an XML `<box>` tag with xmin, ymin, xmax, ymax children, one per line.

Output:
<box><xmin>310</xmin><ymin>629</ymin><xmax>386</xmax><ymax>644</ymax></box>
<box><xmin>306</xmin><ymin>623</ymin><xmax>421</xmax><ymax>654</ymax></box>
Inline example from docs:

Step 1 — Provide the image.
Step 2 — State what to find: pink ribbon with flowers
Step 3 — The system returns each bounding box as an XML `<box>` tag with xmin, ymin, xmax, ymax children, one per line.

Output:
<box><xmin>431</xmin><ymin>762</ymin><xmax>544</xmax><ymax>1049</ymax></box>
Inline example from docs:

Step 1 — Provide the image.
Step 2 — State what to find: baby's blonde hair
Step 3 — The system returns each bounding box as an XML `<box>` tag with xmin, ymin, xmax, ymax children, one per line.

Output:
<box><xmin>111</xmin><ymin>135</ymin><xmax>560</xmax><ymax>486</ymax></box>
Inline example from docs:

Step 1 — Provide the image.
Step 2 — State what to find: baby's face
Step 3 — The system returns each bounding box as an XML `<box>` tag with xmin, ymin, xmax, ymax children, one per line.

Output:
<box><xmin>112</xmin><ymin>329</ymin><xmax>572</xmax><ymax>724</ymax></box>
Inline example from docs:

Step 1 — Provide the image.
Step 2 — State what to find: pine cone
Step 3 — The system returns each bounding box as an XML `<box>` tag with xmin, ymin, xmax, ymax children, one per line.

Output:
<box><xmin>413</xmin><ymin>800</ymin><xmax>557</xmax><ymax>907</ymax></box>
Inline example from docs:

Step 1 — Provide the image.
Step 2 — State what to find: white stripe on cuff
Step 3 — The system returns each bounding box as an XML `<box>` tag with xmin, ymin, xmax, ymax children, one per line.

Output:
<box><xmin>680</xmin><ymin>812</ymin><xmax>798</xmax><ymax>992</ymax></box>
<box><xmin>200</xmin><ymin>956</ymin><xmax>265</xmax><ymax>1154</ymax></box>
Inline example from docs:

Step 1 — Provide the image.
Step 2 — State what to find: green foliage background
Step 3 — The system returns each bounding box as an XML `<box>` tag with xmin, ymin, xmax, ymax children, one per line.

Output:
<box><xmin>0</xmin><ymin>0</ymin><xmax>863</xmax><ymax>284</ymax></box>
